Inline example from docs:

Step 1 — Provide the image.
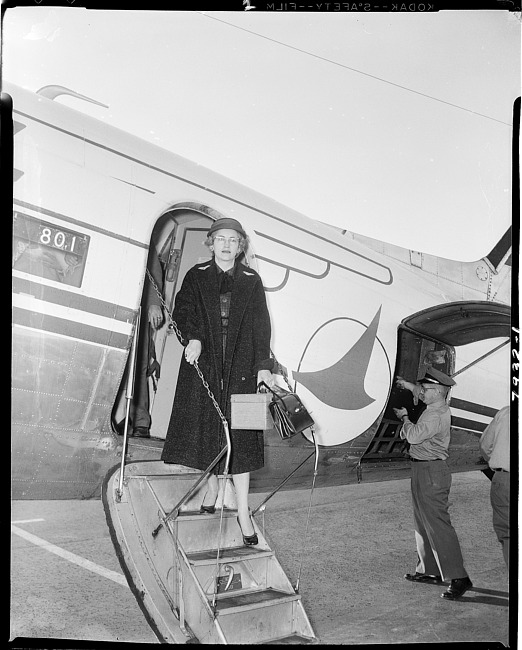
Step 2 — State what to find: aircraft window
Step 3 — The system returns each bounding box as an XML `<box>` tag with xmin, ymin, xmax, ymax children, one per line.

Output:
<box><xmin>12</xmin><ymin>211</ymin><xmax>90</xmax><ymax>288</ymax></box>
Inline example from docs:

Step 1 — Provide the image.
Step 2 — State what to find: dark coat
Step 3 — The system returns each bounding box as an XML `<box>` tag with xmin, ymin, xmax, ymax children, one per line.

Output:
<box><xmin>161</xmin><ymin>260</ymin><xmax>273</xmax><ymax>474</ymax></box>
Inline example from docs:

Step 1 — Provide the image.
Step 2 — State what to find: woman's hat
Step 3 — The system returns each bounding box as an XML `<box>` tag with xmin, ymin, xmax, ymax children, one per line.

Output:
<box><xmin>207</xmin><ymin>218</ymin><xmax>247</xmax><ymax>239</ymax></box>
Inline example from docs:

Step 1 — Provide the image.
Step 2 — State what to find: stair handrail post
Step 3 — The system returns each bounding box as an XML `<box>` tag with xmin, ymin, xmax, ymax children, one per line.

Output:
<box><xmin>210</xmin><ymin>419</ymin><xmax>232</xmax><ymax>613</ymax></box>
<box><xmin>252</xmin><ymin>450</ymin><xmax>316</xmax><ymax>516</ymax></box>
<box><xmin>117</xmin><ymin>308</ymin><xmax>141</xmax><ymax>501</ymax></box>
<box><xmin>151</xmin><ymin>446</ymin><xmax>228</xmax><ymax>538</ymax></box>
<box><xmin>294</xmin><ymin>427</ymin><xmax>319</xmax><ymax>594</ymax></box>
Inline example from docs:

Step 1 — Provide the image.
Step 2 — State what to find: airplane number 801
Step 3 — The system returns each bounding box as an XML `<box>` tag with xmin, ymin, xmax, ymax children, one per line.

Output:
<box><xmin>39</xmin><ymin>226</ymin><xmax>79</xmax><ymax>253</ymax></box>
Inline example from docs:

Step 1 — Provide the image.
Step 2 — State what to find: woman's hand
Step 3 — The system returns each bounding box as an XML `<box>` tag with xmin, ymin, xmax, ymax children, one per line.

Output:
<box><xmin>184</xmin><ymin>339</ymin><xmax>202</xmax><ymax>365</ymax></box>
<box><xmin>257</xmin><ymin>369</ymin><xmax>275</xmax><ymax>390</ymax></box>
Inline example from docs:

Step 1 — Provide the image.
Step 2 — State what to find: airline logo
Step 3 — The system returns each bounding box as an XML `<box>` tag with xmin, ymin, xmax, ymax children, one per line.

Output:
<box><xmin>292</xmin><ymin>307</ymin><xmax>391</xmax><ymax>447</ymax></box>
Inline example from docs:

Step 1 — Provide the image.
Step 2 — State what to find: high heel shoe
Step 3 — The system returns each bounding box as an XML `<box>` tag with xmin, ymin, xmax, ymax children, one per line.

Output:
<box><xmin>199</xmin><ymin>487</ymin><xmax>217</xmax><ymax>514</ymax></box>
<box><xmin>237</xmin><ymin>516</ymin><xmax>258</xmax><ymax>546</ymax></box>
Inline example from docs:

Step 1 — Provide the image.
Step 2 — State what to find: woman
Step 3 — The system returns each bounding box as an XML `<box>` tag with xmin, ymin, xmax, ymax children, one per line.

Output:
<box><xmin>161</xmin><ymin>217</ymin><xmax>275</xmax><ymax>545</ymax></box>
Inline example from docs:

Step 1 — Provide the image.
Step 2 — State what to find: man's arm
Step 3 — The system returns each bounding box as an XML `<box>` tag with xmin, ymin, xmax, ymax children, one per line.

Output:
<box><xmin>396</xmin><ymin>376</ymin><xmax>422</xmax><ymax>405</ymax></box>
<box><xmin>399</xmin><ymin>409</ymin><xmax>442</xmax><ymax>444</ymax></box>
<box><xmin>143</xmin><ymin>248</ymin><xmax>164</xmax><ymax>328</ymax></box>
<box><xmin>479</xmin><ymin>416</ymin><xmax>498</xmax><ymax>461</ymax></box>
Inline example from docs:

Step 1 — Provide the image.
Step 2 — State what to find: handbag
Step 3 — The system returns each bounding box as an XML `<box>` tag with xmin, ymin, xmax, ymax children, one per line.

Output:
<box><xmin>259</xmin><ymin>382</ymin><xmax>314</xmax><ymax>440</ymax></box>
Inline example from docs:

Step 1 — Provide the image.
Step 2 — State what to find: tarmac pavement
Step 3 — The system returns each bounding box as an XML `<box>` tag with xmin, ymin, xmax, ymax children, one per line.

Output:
<box><xmin>10</xmin><ymin>469</ymin><xmax>511</xmax><ymax>646</ymax></box>
<box><xmin>256</xmin><ymin>470</ymin><xmax>511</xmax><ymax>646</ymax></box>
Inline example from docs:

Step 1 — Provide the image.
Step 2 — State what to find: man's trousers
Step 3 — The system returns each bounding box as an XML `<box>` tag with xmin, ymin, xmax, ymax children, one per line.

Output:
<box><xmin>411</xmin><ymin>460</ymin><xmax>468</xmax><ymax>581</ymax></box>
<box><xmin>490</xmin><ymin>470</ymin><xmax>510</xmax><ymax>568</ymax></box>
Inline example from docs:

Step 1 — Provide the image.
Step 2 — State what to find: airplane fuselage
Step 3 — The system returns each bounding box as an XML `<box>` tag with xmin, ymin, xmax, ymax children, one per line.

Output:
<box><xmin>9</xmin><ymin>83</ymin><xmax>511</xmax><ymax>499</ymax></box>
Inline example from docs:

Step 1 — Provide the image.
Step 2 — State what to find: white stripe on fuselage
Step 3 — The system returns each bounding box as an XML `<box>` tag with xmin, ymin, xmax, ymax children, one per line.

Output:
<box><xmin>12</xmin><ymin>322</ymin><xmax>128</xmax><ymax>350</ymax></box>
<box><xmin>12</xmin><ymin>293</ymin><xmax>133</xmax><ymax>336</ymax></box>
<box><xmin>451</xmin><ymin>407</ymin><xmax>491</xmax><ymax>427</ymax></box>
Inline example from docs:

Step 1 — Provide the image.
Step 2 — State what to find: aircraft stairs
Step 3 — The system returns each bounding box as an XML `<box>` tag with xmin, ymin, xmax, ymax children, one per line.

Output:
<box><xmin>360</xmin><ymin>417</ymin><xmax>408</xmax><ymax>463</ymax></box>
<box><xmin>103</xmin><ymin>460</ymin><xmax>317</xmax><ymax>645</ymax></box>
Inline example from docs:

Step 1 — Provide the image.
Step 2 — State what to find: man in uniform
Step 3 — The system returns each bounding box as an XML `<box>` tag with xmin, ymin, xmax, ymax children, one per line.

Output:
<box><xmin>129</xmin><ymin>247</ymin><xmax>164</xmax><ymax>438</ymax></box>
<box><xmin>394</xmin><ymin>367</ymin><xmax>473</xmax><ymax>601</ymax></box>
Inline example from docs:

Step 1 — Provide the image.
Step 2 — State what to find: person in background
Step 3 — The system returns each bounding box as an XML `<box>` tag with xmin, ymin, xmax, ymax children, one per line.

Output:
<box><xmin>479</xmin><ymin>404</ymin><xmax>510</xmax><ymax>568</ymax></box>
<box><xmin>161</xmin><ymin>217</ymin><xmax>275</xmax><ymax>546</ymax></box>
<box><xmin>128</xmin><ymin>247</ymin><xmax>164</xmax><ymax>438</ymax></box>
<box><xmin>394</xmin><ymin>367</ymin><xmax>473</xmax><ymax>601</ymax></box>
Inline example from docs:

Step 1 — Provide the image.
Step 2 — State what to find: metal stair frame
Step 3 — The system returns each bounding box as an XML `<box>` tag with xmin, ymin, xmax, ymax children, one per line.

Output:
<box><xmin>173</xmin><ymin>511</ymin><xmax>315</xmax><ymax>644</ymax></box>
<box><xmin>103</xmin><ymin>460</ymin><xmax>317</xmax><ymax>644</ymax></box>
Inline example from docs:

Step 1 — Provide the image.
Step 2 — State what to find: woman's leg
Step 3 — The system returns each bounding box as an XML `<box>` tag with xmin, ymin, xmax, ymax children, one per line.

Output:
<box><xmin>232</xmin><ymin>472</ymin><xmax>254</xmax><ymax>536</ymax></box>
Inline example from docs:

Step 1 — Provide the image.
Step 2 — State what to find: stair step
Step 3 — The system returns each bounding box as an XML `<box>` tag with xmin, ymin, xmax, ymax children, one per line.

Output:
<box><xmin>262</xmin><ymin>633</ymin><xmax>317</xmax><ymax>645</ymax></box>
<box><xmin>186</xmin><ymin>545</ymin><xmax>273</xmax><ymax>565</ymax></box>
<box><xmin>177</xmin><ymin>508</ymin><xmax>237</xmax><ymax>519</ymax></box>
<box><xmin>213</xmin><ymin>588</ymin><xmax>300</xmax><ymax>615</ymax></box>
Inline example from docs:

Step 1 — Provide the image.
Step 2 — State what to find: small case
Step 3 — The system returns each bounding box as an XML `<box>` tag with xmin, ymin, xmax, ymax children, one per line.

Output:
<box><xmin>230</xmin><ymin>393</ymin><xmax>273</xmax><ymax>430</ymax></box>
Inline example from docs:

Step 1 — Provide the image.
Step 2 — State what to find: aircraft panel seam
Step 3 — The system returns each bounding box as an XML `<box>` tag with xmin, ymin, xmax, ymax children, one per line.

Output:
<box><xmin>12</xmin><ymin>421</ymin><xmax>116</xmax><ymax>434</ymax></box>
<box><xmin>12</xmin><ymin>386</ymin><xmax>112</xmax><ymax>407</ymax></box>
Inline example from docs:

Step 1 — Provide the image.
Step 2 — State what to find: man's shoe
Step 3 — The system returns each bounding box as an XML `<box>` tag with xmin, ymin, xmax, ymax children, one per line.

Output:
<box><xmin>405</xmin><ymin>572</ymin><xmax>443</xmax><ymax>584</ymax></box>
<box><xmin>441</xmin><ymin>577</ymin><xmax>473</xmax><ymax>600</ymax></box>
<box><xmin>113</xmin><ymin>420</ymin><xmax>126</xmax><ymax>436</ymax></box>
<box><xmin>130</xmin><ymin>427</ymin><xmax>150</xmax><ymax>439</ymax></box>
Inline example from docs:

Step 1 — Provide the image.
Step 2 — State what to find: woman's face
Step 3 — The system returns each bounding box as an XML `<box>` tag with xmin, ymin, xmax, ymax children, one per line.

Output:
<box><xmin>211</xmin><ymin>228</ymin><xmax>241</xmax><ymax>266</ymax></box>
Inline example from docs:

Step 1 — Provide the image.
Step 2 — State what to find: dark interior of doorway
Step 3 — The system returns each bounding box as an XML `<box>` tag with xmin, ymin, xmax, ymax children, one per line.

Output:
<box><xmin>360</xmin><ymin>327</ymin><xmax>454</xmax><ymax>464</ymax></box>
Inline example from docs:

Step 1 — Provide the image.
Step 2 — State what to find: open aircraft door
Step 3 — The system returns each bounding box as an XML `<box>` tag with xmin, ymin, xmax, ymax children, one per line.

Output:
<box><xmin>144</xmin><ymin>204</ymin><xmax>261</xmax><ymax>441</ymax></box>
<box><xmin>111</xmin><ymin>206</ymin><xmax>221</xmax><ymax>440</ymax></box>
<box><xmin>360</xmin><ymin>301</ymin><xmax>511</xmax><ymax>468</ymax></box>
<box><xmin>148</xmin><ymin>208</ymin><xmax>215</xmax><ymax>440</ymax></box>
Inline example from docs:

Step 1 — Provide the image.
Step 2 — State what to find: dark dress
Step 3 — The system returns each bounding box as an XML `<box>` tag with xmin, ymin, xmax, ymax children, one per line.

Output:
<box><xmin>161</xmin><ymin>259</ymin><xmax>273</xmax><ymax>474</ymax></box>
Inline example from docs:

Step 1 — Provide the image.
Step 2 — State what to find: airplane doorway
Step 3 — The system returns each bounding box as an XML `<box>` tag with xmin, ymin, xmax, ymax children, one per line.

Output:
<box><xmin>110</xmin><ymin>208</ymin><xmax>214</xmax><ymax>440</ymax></box>
<box><xmin>148</xmin><ymin>210</ymin><xmax>214</xmax><ymax>440</ymax></box>
<box><xmin>360</xmin><ymin>328</ymin><xmax>455</xmax><ymax>464</ymax></box>
<box><xmin>360</xmin><ymin>300</ymin><xmax>510</xmax><ymax>465</ymax></box>
<box><xmin>111</xmin><ymin>205</ymin><xmax>260</xmax><ymax>441</ymax></box>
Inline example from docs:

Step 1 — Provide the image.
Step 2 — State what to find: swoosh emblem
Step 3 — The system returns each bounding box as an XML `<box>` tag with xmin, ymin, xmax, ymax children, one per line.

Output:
<box><xmin>293</xmin><ymin>307</ymin><xmax>381</xmax><ymax>410</ymax></box>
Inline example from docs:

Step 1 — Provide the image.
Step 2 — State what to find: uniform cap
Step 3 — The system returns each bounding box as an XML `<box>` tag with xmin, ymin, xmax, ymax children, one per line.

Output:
<box><xmin>207</xmin><ymin>218</ymin><xmax>247</xmax><ymax>239</ymax></box>
<box><xmin>420</xmin><ymin>367</ymin><xmax>456</xmax><ymax>387</ymax></box>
